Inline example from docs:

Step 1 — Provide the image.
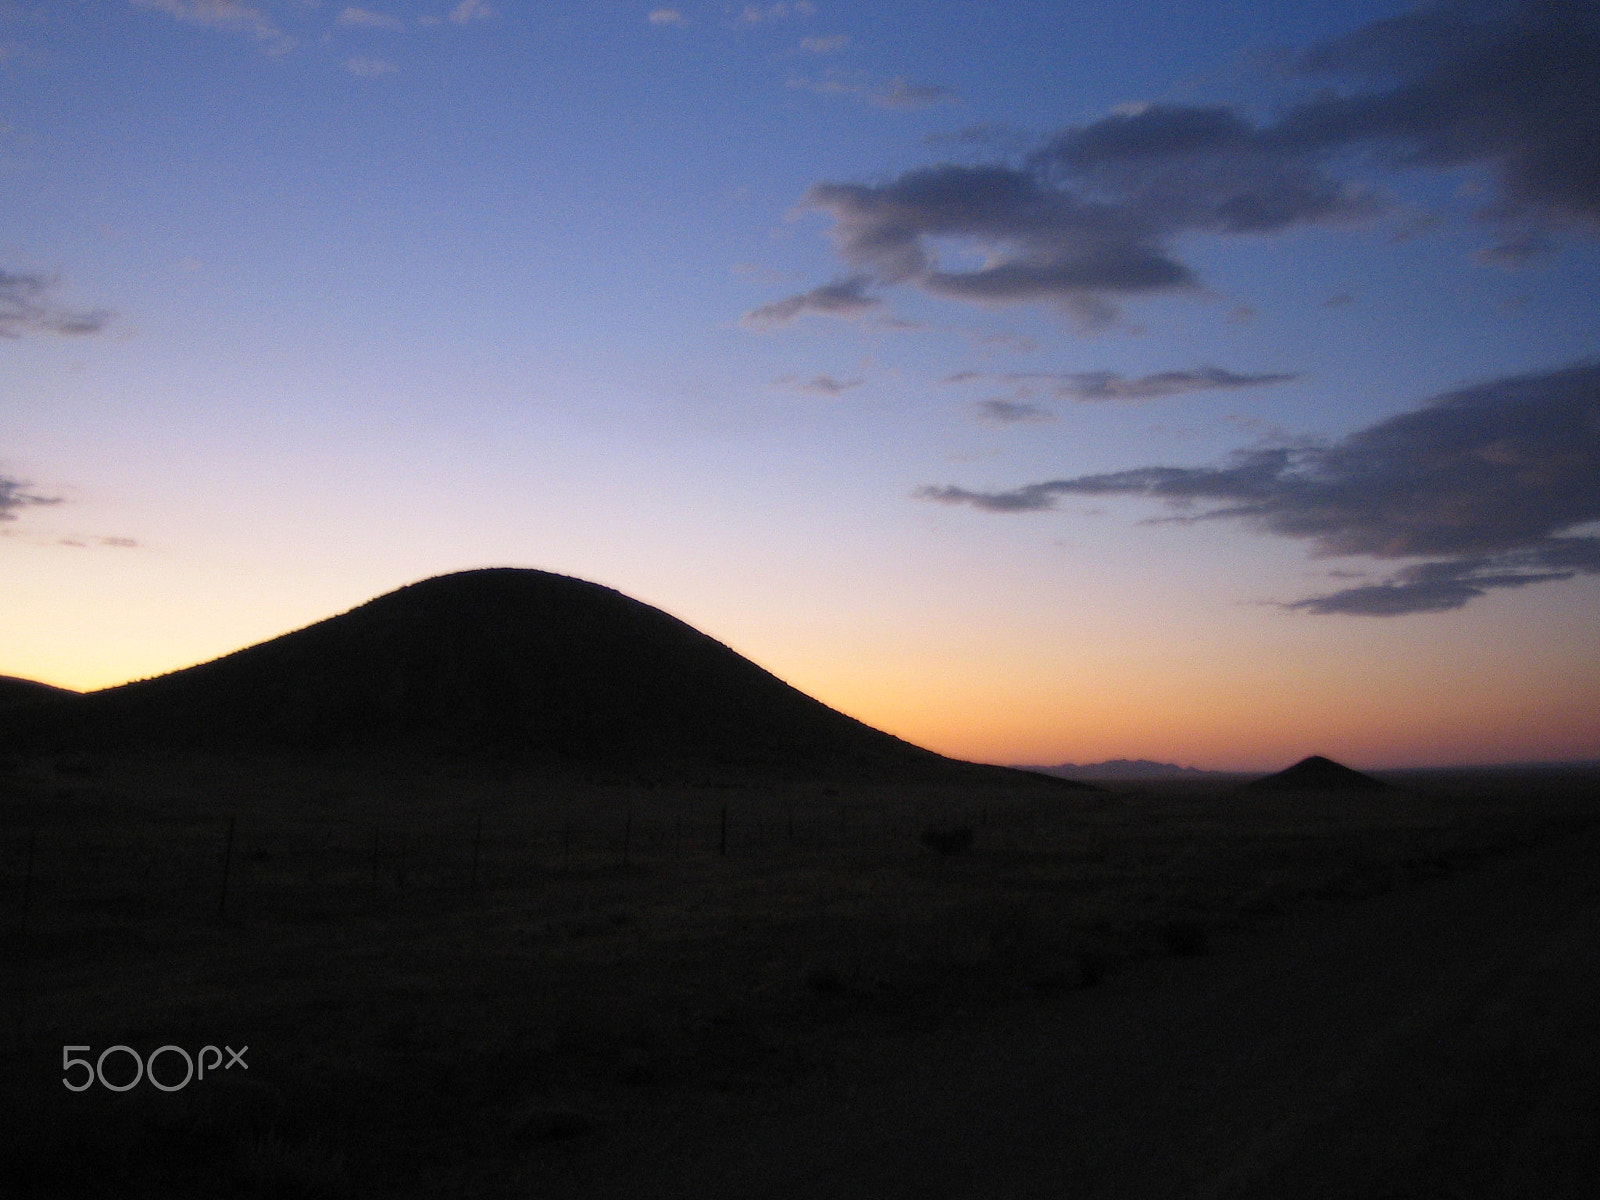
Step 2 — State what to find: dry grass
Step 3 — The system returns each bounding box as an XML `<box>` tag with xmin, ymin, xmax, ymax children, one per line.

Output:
<box><xmin>1</xmin><ymin>753</ymin><xmax>1595</xmax><ymax>1197</ymax></box>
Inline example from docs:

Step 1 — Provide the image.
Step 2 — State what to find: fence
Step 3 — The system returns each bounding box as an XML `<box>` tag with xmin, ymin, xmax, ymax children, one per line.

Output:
<box><xmin>2</xmin><ymin>796</ymin><xmax>1023</xmax><ymax>933</ymax></box>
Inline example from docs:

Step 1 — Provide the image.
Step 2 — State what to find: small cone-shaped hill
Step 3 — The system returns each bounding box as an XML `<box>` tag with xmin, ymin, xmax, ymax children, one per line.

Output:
<box><xmin>1242</xmin><ymin>754</ymin><xmax>1395</xmax><ymax>792</ymax></box>
<box><xmin>1</xmin><ymin>568</ymin><xmax>1088</xmax><ymax>786</ymax></box>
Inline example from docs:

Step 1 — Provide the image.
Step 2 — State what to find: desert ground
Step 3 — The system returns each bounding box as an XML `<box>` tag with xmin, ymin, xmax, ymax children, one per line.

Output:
<box><xmin>2</xmin><ymin>755</ymin><xmax>1596</xmax><ymax>1197</ymax></box>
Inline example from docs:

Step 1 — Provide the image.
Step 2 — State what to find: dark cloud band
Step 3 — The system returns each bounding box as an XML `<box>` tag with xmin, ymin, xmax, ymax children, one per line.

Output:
<box><xmin>943</xmin><ymin>366</ymin><xmax>1299</xmax><ymax>401</ymax></box>
<box><xmin>0</xmin><ymin>271</ymin><xmax>112</xmax><ymax>339</ymax></box>
<box><xmin>919</xmin><ymin>362</ymin><xmax>1600</xmax><ymax>615</ymax></box>
<box><xmin>761</xmin><ymin>2</ymin><xmax>1598</xmax><ymax>327</ymax></box>
<box><xmin>741</xmin><ymin>275</ymin><xmax>881</xmax><ymax>328</ymax></box>
<box><xmin>0</xmin><ymin>475</ymin><xmax>62</xmax><ymax>522</ymax></box>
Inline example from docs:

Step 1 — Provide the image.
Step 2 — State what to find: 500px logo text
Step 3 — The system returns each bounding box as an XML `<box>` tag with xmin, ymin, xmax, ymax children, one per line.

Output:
<box><xmin>62</xmin><ymin>1044</ymin><xmax>249</xmax><ymax>1092</ymax></box>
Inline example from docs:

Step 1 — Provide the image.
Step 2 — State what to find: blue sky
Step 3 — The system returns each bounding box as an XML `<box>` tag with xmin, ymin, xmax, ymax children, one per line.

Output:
<box><xmin>3</xmin><ymin>1</ymin><xmax>1598</xmax><ymax>768</ymax></box>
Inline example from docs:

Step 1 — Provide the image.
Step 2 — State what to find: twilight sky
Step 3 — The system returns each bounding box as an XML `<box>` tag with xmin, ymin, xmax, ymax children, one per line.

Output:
<box><xmin>3</xmin><ymin>0</ymin><xmax>1597</xmax><ymax>769</ymax></box>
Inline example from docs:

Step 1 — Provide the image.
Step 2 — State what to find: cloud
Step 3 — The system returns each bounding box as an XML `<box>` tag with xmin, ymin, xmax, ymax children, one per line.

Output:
<box><xmin>741</xmin><ymin>275</ymin><xmax>882</xmax><ymax>328</ymax></box>
<box><xmin>1047</xmin><ymin>366</ymin><xmax>1299</xmax><ymax>401</ymax></box>
<box><xmin>871</xmin><ymin>78</ymin><xmax>956</xmax><ymax>111</ymax></box>
<box><xmin>799</xmin><ymin>34</ymin><xmax>848</xmax><ymax>53</ymax></box>
<box><xmin>738</xmin><ymin>2</ymin><xmax>814</xmax><ymax>23</ymax></box>
<box><xmin>0</xmin><ymin>474</ymin><xmax>61</xmax><ymax>522</ymax></box>
<box><xmin>940</xmin><ymin>365</ymin><xmax>1298</xmax><ymax>401</ymax></box>
<box><xmin>130</xmin><ymin>0</ymin><xmax>293</xmax><ymax>52</ymax></box>
<box><xmin>1281</xmin><ymin>548</ymin><xmax>1595</xmax><ymax>614</ymax></box>
<box><xmin>776</xmin><ymin>374</ymin><xmax>864</xmax><ymax>395</ymax></box>
<box><xmin>917</xmin><ymin>362</ymin><xmax>1600</xmax><ymax>614</ymax></box>
<box><xmin>648</xmin><ymin>7</ymin><xmax>685</xmax><ymax>25</ymax></box>
<box><xmin>801</xmin><ymin>164</ymin><xmax>1196</xmax><ymax>329</ymax></box>
<box><xmin>1035</xmin><ymin>0</ymin><xmax>1600</xmax><ymax>233</ymax></box>
<box><xmin>338</xmin><ymin>6</ymin><xmax>404</xmax><ymax>30</ymax></box>
<box><xmin>1027</xmin><ymin>103</ymin><xmax>1385</xmax><ymax>237</ymax></box>
<box><xmin>789</xmin><ymin>71</ymin><xmax>956</xmax><ymax>111</ymax></box>
<box><xmin>57</xmin><ymin>534</ymin><xmax>142</xmax><ymax>550</ymax></box>
<box><xmin>0</xmin><ymin>270</ymin><xmax>112</xmax><ymax>338</ymax></box>
<box><xmin>784</xmin><ymin>2</ymin><xmax>1598</xmax><ymax>326</ymax></box>
<box><xmin>346</xmin><ymin>55</ymin><xmax>397</xmax><ymax>75</ymax></box>
<box><xmin>972</xmin><ymin>399</ymin><xmax>1054</xmax><ymax>424</ymax></box>
<box><xmin>447</xmin><ymin>0</ymin><xmax>491</xmax><ymax>24</ymax></box>
<box><xmin>1281</xmin><ymin>0</ymin><xmax>1600</xmax><ymax>229</ymax></box>
<box><xmin>1475</xmin><ymin>231</ymin><xmax>1555</xmax><ymax>267</ymax></box>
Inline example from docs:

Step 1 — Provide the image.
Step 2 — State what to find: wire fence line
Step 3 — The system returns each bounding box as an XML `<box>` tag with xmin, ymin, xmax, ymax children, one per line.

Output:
<box><xmin>2</xmin><ymin>799</ymin><xmax>1024</xmax><ymax>930</ymax></box>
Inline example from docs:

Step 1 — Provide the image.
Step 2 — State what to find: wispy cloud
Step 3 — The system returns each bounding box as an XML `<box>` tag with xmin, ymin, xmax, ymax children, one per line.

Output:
<box><xmin>55</xmin><ymin>535</ymin><xmax>142</xmax><ymax>550</ymax></box>
<box><xmin>940</xmin><ymin>365</ymin><xmax>1298</xmax><ymax>402</ymax></box>
<box><xmin>789</xmin><ymin>70</ymin><xmax>956</xmax><ymax>111</ymax></box>
<box><xmin>447</xmin><ymin>0</ymin><xmax>492</xmax><ymax>25</ymax></box>
<box><xmin>741</xmin><ymin>275</ymin><xmax>882</xmax><ymax>328</ymax></box>
<box><xmin>919</xmin><ymin>362</ymin><xmax>1600</xmax><ymax>615</ymax></box>
<box><xmin>1475</xmin><ymin>231</ymin><xmax>1556</xmax><ymax>267</ymax></box>
<box><xmin>648</xmin><ymin>7</ymin><xmax>686</xmax><ymax>25</ymax></box>
<box><xmin>783</xmin><ymin>2</ymin><xmax>1599</xmax><ymax>328</ymax></box>
<box><xmin>972</xmin><ymin>399</ymin><xmax>1053</xmax><ymax>424</ymax></box>
<box><xmin>0</xmin><ymin>474</ymin><xmax>61</xmax><ymax>522</ymax></box>
<box><xmin>775</xmin><ymin>373</ymin><xmax>864</xmax><ymax>395</ymax></box>
<box><xmin>338</xmin><ymin>6</ymin><xmax>404</xmax><ymax>31</ymax></box>
<box><xmin>130</xmin><ymin>0</ymin><xmax>293</xmax><ymax>53</ymax></box>
<box><xmin>1050</xmin><ymin>366</ymin><xmax>1299</xmax><ymax>401</ymax></box>
<box><xmin>738</xmin><ymin>2</ymin><xmax>815</xmax><ymax>24</ymax></box>
<box><xmin>0</xmin><ymin>270</ymin><xmax>112</xmax><ymax>338</ymax></box>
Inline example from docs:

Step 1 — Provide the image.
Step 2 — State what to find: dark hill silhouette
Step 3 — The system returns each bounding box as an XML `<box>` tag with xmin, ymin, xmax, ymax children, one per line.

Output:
<box><xmin>0</xmin><ymin>675</ymin><xmax>78</xmax><ymax>712</ymax></box>
<box><xmin>1</xmin><ymin>568</ymin><xmax>1092</xmax><ymax>786</ymax></box>
<box><xmin>1242</xmin><ymin>754</ymin><xmax>1396</xmax><ymax>792</ymax></box>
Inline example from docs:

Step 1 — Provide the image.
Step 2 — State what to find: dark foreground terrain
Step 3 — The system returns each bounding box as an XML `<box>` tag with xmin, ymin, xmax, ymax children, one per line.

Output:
<box><xmin>2</xmin><ymin>757</ymin><xmax>1596</xmax><ymax>1197</ymax></box>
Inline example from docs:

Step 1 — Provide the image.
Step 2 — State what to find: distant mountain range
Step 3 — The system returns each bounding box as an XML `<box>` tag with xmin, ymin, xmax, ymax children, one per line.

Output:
<box><xmin>1020</xmin><ymin>758</ymin><xmax>1233</xmax><ymax>780</ymax></box>
<box><xmin>0</xmin><ymin>568</ymin><xmax>1095</xmax><ymax>788</ymax></box>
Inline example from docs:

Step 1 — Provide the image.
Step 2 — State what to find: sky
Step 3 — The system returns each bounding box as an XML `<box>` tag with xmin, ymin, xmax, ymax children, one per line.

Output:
<box><xmin>3</xmin><ymin>0</ymin><xmax>1598</xmax><ymax>771</ymax></box>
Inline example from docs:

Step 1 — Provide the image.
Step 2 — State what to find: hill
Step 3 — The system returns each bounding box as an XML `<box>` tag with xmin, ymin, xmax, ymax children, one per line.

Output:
<box><xmin>1241</xmin><ymin>754</ymin><xmax>1397</xmax><ymax>793</ymax></box>
<box><xmin>0</xmin><ymin>675</ymin><xmax>78</xmax><ymax>712</ymax></box>
<box><xmin>0</xmin><ymin>568</ymin><xmax>1092</xmax><ymax>786</ymax></box>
